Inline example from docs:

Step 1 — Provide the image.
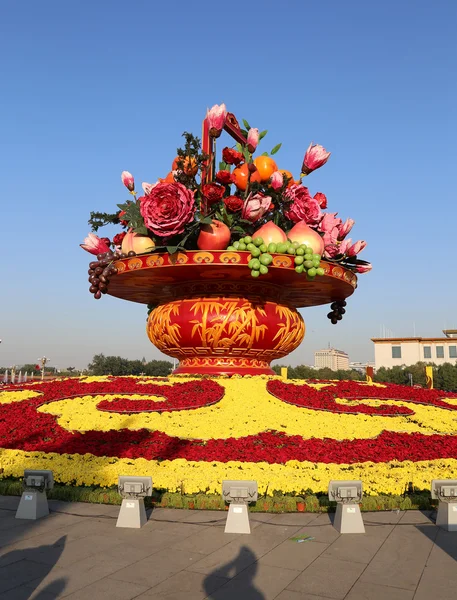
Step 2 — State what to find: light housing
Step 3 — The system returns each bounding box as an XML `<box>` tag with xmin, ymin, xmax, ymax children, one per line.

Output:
<box><xmin>431</xmin><ymin>479</ymin><xmax>457</xmax><ymax>503</ymax></box>
<box><xmin>23</xmin><ymin>470</ymin><xmax>54</xmax><ymax>492</ymax></box>
<box><xmin>328</xmin><ymin>480</ymin><xmax>363</xmax><ymax>504</ymax></box>
<box><xmin>222</xmin><ymin>480</ymin><xmax>258</xmax><ymax>504</ymax></box>
<box><xmin>118</xmin><ymin>476</ymin><xmax>152</xmax><ymax>499</ymax></box>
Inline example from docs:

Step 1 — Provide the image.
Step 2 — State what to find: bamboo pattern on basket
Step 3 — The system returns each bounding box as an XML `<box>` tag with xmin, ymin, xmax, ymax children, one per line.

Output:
<box><xmin>189</xmin><ymin>300</ymin><xmax>267</xmax><ymax>349</ymax></box>
<box><xmin>148</xmin><ymin>303</ymin><xmax>181</xmax><ymax>351</ymax></box>
<box><xmin>273</xmin><ymin>305</ymin><xmax>305</xmax><ymax>353</ymax></box>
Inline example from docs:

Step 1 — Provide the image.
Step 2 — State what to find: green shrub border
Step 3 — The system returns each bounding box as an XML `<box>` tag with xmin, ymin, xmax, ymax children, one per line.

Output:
<box><xmin>0</xmin><ymin>478</ymin><xmax>435</xmax><ymax>513</ymax></box>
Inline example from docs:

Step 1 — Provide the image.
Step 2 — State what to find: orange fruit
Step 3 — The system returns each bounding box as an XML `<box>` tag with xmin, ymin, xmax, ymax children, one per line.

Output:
<box><xmin>172</xmin><ymin>156</ymin><xmax>198</xmax><ymax>176</ymax></box>
<box><xmin>159</xmin><ymin>171</ymin><xmax>176</xmax><ymax>183</ymax></box>
<box><xmin>279</xmin><ymin>169</ymin><xmax>295</xmax><ymax>187</ymax></box>
<box><xmin>253</xmin><ymin>156</ymin><xmax>278</xmax><ymax>182</ymax></box>
<box><xmin>232</xmin><ymin>163</ymin><xmax>261</xmax><ymax>191</ymax></box>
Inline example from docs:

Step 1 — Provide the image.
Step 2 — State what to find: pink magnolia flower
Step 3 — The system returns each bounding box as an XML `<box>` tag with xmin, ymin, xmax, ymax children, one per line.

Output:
<box><xmin>121</xmin><ymin>171</ymin><xmax>135</xmax><ymax>192</ymax></box>
<box><xmin>323</xmin><ymin>227</ymin><xmax>339</xmax><ymax>248</ymax></box>
<box><xmin>323</xmin><ymin>244</ymin><xmax>340</xmax><ymax>259</ymax></box>
<box><xmin>318</xmin><ymin>212</ymin><xmax>342</xmax><ymax>233</ymax></box>
<box><xmin>301</xmin><ymin>143</ymin><xmax>331</xmax><ymax>175</ymax></box>
<box><xmin>355</xmin><ymin>262</ymin><xmax>372</xmax><ymax>273</ymax></box>
<box><xmin>80</xmin><ymin>233</ymin><xmax>111</xmax><ymax>255</ymax></box>
<box><xmin>270</xmin><ymin>171</ymin><xmax>284</xmax><ymax>190</ymax></box>
<box><xmin>338</xmin><ymin>238</ymin><xmax>352</xmax><ymax>255</ymax></box>
<box><xmin>314</xmin><ymin>192</ymin><xmax>327</xmax><ymax>209</ymax></box>
<box><xmin>337</xmin><ymin>218</ymin><xmax>355</xmax><ymax>240</ymax></box>
<box><xmin>247</xmin><ymin>128</ymin><xmax>259</xmax><ymax>153</ymax></box>
<box><xmin>346</xmin><ymin>240</ymin><xmax>367</xmax><ymax>256</ymax></box>
<box><xmin>241</xmin><ymin>193</ymin><xmax>272</xmax><ymax>223</ymax></box>
<box><xmin>284</xmin><ymin>184</ymin><xmax>321</xmax><ymax>225</ymax></box>
<box><xmin>206</xmin><ymin>103</ymin><xmax>227</xmax><ymax>138</ymax></box>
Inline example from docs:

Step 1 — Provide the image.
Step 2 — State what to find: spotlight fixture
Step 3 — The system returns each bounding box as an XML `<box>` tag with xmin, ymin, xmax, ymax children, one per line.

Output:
<box><xmin>222</xmin><ymin>480</ymin><xmax>258</xmax><ymax>534</ymax></box>
<box><xmin>116</xmin><ymin>475</ymin><xmax>152</xmax><ymax>529</ymax></box>
<box><xmin>15</xmin><ymin>469</ymin><xmax>54</xmax><ymax>520</ymax></box>
<box><xmin>328</xmin><ymin>479</ymin><xmax>365</xmax><ymax>533</ymax></box>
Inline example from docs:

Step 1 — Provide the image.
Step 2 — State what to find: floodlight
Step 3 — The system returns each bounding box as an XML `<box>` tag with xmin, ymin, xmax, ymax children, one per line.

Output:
<box><xmin>222</xmin><ymin>480</ymin><xmax>258</xmax><ymax>534</ymax></box>
<box><xmin>16</xmin><ymin>469</ymin><xmax>54</xmax><ymax>520</ymax></box>
<box><xmin>116</xmin><ymin>476</ymin><xmax>152</xmax><ymax>529</ymax></box>
<box><xmin>328</xmin><ymin>480</ymin><xmax>365</xmax><ymax>534</ymax></box>
<box><xmin>431</xmin><ymin>479</ymin><xmax>457</xmax><ymax>532</ymax></box>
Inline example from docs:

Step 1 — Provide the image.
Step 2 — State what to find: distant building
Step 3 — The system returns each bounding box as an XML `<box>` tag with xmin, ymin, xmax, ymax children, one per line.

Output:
<box><xmin>349</xmin><ymin>361</ymin><xmax>375</xmax><ymax>374</ymax></box>
<box><xmin>314</xmin><ymin>348</ymin><xmax>349</xmax><ymax>371</ymax></box>
<box><xmin>372</xmin><ymin>330</ymin><xmax>457</xmax><ymax>370</ymax></box>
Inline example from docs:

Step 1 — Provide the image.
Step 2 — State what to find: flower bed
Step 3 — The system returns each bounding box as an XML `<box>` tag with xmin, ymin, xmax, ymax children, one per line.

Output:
<box><xmin>1</xmin><ymin>376</ymin><xmax>457</xmax><ymax>496</ymax></box>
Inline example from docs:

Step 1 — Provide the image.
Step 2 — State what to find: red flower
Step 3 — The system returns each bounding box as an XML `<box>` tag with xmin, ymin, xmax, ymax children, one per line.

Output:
<box><xmin>113</xmin><ymin>232</ymin><xmax>126</xmax><ymax>246</ymax></box>
<box><xmin>118</xmin><ymin>210</ymin><xmax>128</xmax><ymax>226</ymax></box>
<box><xmin>222</xmin><ymin>147</ymin><xmax>243</xmax><ymax>166</ymax></box>
<box><xmin>284</xmin><ymin>184</ymin><xmax>321</xmax><ymax>225</ymax></box>
<box><xmin>202</xmin><ymin>183</ymin><xmax>225</xmax><ymax>207</ymax></box>
<box><xmin>224</xmin><ymin>195</ymin><xmax>244</xmax><ymax>212</ymax></box>
<box><xmin>139</xmin><ymin>182</ymin><xmax>196</xmax><ymax>237</ymax></box>
<box><xmin>314</xmin><ymin>192</ymin><xmax>327</xmax><ymax>209</ymax></box>
<box><xmin>216</xmin><ymin>170</ymin><xmax>234</xmax><ymax>185</ymax></box>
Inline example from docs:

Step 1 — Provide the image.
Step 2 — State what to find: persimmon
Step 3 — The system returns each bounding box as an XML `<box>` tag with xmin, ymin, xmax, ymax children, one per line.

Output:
<box><xmin>253</xmin><ymin>156</ymin><xmax>278</xmax><ymax>182</ymax></box>
<box><xmin>232</xmin><ymin>163</ymin><xmax>261</xmax><ymax>191</ymax></box>
<box><xmin>279</xmin><ymin>169</ymin><xmax>295</xmax><ymax>187</ymax></box>
<box><xmin>172</xmin><ymin>156</ymin><xmax>198</xmax><ymax>176</ymax></box>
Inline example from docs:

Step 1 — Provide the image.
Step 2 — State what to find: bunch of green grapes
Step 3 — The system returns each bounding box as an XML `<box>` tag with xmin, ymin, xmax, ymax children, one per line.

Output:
<box><xmin>226</xmin><ymin>237</ymin><xmax>325</xmax><ymax>279</ymax></box>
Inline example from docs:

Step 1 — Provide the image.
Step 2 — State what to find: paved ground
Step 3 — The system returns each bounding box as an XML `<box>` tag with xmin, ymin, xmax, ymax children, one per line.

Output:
<box><xmin>1</xmin><ymin>496</ymin><xmax>456</xmax><ymax>599</ymax></box>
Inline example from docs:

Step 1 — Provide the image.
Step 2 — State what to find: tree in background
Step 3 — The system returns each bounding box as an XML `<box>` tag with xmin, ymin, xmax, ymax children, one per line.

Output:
<box><xmin>88</xmin><ymin>354</ymin><xmax>172</xmax><ymax>376</ymax></box>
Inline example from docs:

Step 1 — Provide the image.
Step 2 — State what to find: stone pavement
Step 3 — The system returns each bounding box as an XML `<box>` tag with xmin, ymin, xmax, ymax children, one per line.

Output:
<box><xmin>1</xmin><ymin>496</ymin><xmax>456</xmax><ymax>599</ymax></box>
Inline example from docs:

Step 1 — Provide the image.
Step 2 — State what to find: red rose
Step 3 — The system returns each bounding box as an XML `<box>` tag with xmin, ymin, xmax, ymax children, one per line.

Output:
<box><xmin>224</xmin><ymin>195</ymin><xmax>244</xmax><ymax>212</ymax></box>
<box><xmin>215</xmin><ymin>170</ymin><xmax>234</xmax><ymax>185</ymax></box>
<box><xmin>222</xmin><ymin>147</ymin><xmax>243</xmax><ymax>166</ymax></box>
<box><xmin>285</xmin><ymin>184</ymin><xmax>321</xmax><ymax>225</ymax></box>
<box><xmin>113</xmin><ymin>232</ymin><xmax>126</xmax><ymax>246</ymax></box>
<box><xmin>202</xmin><ymin>183</ymin><xmax>225</xmax><ymax>207</ymax></box>
<box><xmin>139</xmin><ymin>182</ymin><xmax>196</xmax><ymax>237</ymax></box>
<box><xmin>314</xmin><ymin>192</ymin><xmax>327</xmax><ymax>209</ymax></box>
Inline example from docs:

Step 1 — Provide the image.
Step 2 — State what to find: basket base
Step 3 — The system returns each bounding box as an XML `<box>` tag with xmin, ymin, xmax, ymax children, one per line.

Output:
<box><xmin>173</xmin><ymin>357</ymin><xmax>275</xmax><ymax>376</ymax></box>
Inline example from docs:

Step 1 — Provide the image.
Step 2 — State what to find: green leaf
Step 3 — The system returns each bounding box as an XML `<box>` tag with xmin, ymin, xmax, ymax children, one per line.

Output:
<box><xmin>261</xmin><ymin>151</ymin><xmax>269</xmax><ymax>156</ymax></box>
<box><xmin>259</xmin><ymin>130</ymin><xmax>268</xmax><ymax>140</ymax></box>
<box><xmin>242</xmin><ymin>119</ymin><xmax>251</xmax><ymax>130</ymax></box>
<box><xmin>236</xmin><ymin>143</ymin><xmax>243</xmax><ymax>153</ymax></box>
<box><xmin>271</xmin><ymin>143</ymin><xmax>282</xmax><ymax>155</ymax></box>
<box><xmin>240</xmin><ymin>128</ymin><xmax>248</xmax><ymax>137</ymax></box>
<box><xmin>219</xmin><ymin>161</ymin><xmax>229</xmax><ymax>171</ymax></box>
<box><xmin>134</xmin><ymin>225</ymin><xmax>149</xmax><ymax>235</ymax></box>
<box><xmin>166</xmin><ymin>246</ymin><xmax>178</xmax><ymax>254</ymax></box>
<box><xmin>232</xmin><ymin>225</ymin><xmax>246</xmax><ymax>233</ymax></box>
<box><xmin>242</xmin><ymin>146</ymin><xmax>251</xmax><ymax>162</ymax></box>
<box><xmin>200</xmin><ymin>216</ymin><xmax>213</xmax><ymax>225</ymax></box>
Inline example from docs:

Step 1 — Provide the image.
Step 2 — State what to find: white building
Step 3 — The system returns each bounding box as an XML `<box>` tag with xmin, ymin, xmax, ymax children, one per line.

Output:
<box><xmin>314</xmin><ymin>348</ymin><xmax>349</xmax><ymax>371</ymax></box>
<box><xmin>349</xmin><ymin>361</ymin><xmax>376</xmax><ymax>374</ymax></box>
<box><xmin>372</xmin><ymin>330</ymin><xmax>457</xmax><ymax>369</ymax></box>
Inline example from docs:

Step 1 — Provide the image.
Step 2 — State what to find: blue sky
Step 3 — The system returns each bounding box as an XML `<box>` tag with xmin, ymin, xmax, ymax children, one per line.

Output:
<box><xmin>1</xmin><ymin>0</ymin><xmax>456</xmax><ymax>369</ymax></box>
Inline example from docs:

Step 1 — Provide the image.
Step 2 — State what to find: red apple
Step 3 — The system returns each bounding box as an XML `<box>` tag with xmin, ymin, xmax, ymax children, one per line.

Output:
<box><xmin>197</xmin><ymin>220</ymin><xmax>231</xmax><ymax>250</ymax></box>
<box><xmin>252</xmin><ymin>221</ymin><xmax>287</xmax><ymax>245</ymax></box>
<box><xmin>121</xmin><ymin>232</ymin><xmax>155</xmax><ymax>255</ymax></box>
<box><xmin>287</xmin><ymin>221</ymin><xmax>324</xmax><ymax>254</ymax></box>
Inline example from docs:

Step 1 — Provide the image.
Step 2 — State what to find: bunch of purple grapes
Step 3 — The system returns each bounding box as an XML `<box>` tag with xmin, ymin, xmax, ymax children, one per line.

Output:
<box><xmin>327</xmin><ymin>300</ymin><xmax>346</xmax><ymax>325</ymax></box>
<box><xmin>88</xmin><ymin>251</ymin><xmax>119</xmax><ymax>299</ymax></box>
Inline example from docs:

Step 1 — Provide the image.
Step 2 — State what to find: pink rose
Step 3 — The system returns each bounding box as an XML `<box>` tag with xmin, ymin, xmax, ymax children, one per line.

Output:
<box><xmin>314</xmin><ymin>192</ymin><xmax>327</xmax><ymax>209</ymax></box>
<box><xmin>347</xmin><ymin>240</ymin><xmax>367</xmax><ymax>256</ymax></box>
<box><xmin>241</xmin><ymin>193</ymin><xmax>272</xmax><ymax>222</ymax></box>
<box><xmin>270</xmin><ymin>171</ymin><xmax>284</xmax><ymax>190</ymax></box>
<box><xmin>318</xmin><ymin>212</ymin><xmax>342</xmax><ymax>233</ymax></box>
<box><xmin>284</xmin><ymin>184</ymin><xmax>321</xmax><ymax>225</ymax></box>
<box><xmin>121</xmin><ymin>171</ymin><xmax>135</xmax><ymax>192</ymax></box>
<box><xmin>247</xmin><ymin>128</ymin><xmax>259</xmax><ymax>153</ymax></box>
<box><xmin>206</xmin><ymin>103</ymin><xmax>227</xmax><ymax>138</ymax></box>
<box><xmin>301</xmin><ymin>143</ymin><xmax>331</xmax><ymax>175</ymax></box>
<box><xmin>338</xmin><ymin>218</ymin><xmax>355</xmax><ymax>240</ymax></box>
<box><xmin>139</xmin><ymin>182</ymin><xmax>196</xmax><ymax>237</ymax></box>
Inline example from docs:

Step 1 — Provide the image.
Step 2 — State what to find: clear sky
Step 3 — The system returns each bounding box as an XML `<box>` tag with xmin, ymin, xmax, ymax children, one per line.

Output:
<box><xmin>1</xmin><ymin>0</ymin><xmax>456</xmax><ymax>370</ymax></box>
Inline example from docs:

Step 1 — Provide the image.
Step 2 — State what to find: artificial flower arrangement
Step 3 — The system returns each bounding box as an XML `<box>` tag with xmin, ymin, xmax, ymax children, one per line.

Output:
<box><xmin>81</xmin><ymin>104</ymin><xmax>371</xmax><ymax>321</ymax></box>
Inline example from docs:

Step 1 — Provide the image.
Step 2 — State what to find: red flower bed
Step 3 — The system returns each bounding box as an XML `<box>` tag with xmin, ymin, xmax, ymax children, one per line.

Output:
<box><xmin>267</xmin><ymin>380</ymin><xmax>413</xmax><ymax>415</ymax></box>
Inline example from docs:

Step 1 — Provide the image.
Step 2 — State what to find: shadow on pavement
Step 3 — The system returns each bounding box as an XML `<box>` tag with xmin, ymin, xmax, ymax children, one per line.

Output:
<box><xmin>0</xmin><ymin>535</ymin><xmax>68</xmax><ymax>598</ymax></box>
<box><xmin>203</xmin><ymin>545</ymin><xmax>264</xmax><ymax>600</ymax></box>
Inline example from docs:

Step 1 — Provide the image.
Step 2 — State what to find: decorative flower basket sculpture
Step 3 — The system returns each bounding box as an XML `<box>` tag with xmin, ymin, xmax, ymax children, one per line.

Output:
<box><xmin>82</xmin><ymin>105</ymin><xmax>370</xmax><ymax>375</ymax></box>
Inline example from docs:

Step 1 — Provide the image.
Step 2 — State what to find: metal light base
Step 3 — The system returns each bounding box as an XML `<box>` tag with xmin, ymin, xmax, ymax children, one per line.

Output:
<box><xmin>436</xmin><ymin>501</ymin><xmax>457</xmax><ymax>532</ymax></box>
<box><xmin>224</xmin><ymin>503</ymin><xmax>251</xmax><ymax>534</ymax></box>
<box><xmin>334</xmin><ymin>503</ymin><xmax>365</xmax><ymax>534</ymax></box>
<box><xmin>15</xmin><ymin>491</ymin><xmax>49</xmax><ymax>520</ymax></box>
<box><xmin>116</xmin><ymin>498</ymin><xmax>147</xmax><ymax>529</ymax></box>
